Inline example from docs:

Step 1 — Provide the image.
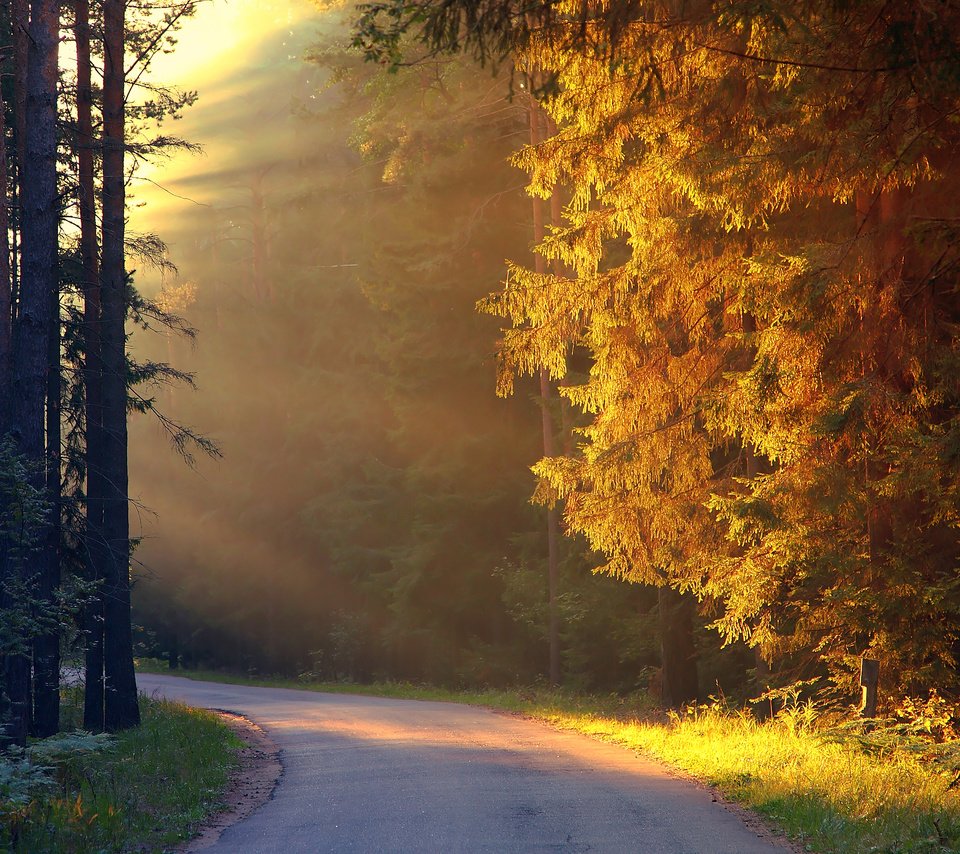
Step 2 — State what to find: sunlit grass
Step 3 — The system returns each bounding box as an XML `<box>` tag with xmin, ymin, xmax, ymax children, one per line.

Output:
<box><xmin>137</xmin><ymin>660</ymin><xmax>960</xmax><ymax>853</ymax></box>
<box><xmin>1</xmin><ymin>689</ymin><xmax>242</xmax><ymax>853</ymax></box>
<box><xmin>532</xmin><ymin>704</ymin><xmax>960</xmax><ymax>854</ymax></box>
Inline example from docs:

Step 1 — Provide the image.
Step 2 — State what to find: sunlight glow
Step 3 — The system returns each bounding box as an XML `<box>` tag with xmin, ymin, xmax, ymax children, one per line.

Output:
<box><xmin>131</xmin><ymin>0</ymin><xmax>323</xmax><ymax>281</ymax></box>
<box><xmin>145</xmin><ymin>0</ymin><xmax>316</xmax><ymax>88</ymax></box>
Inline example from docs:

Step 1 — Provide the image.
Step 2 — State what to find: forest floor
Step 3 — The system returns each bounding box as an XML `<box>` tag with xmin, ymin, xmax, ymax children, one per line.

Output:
<box><xmin>136</xmin><ymin>661</ymin><xmax>960</xmax><ymax>854</ymax></box>
<box><xmin>0</xmin><ymin>690</ymin><xmax>243</xmax><ymax>852</ymax></box>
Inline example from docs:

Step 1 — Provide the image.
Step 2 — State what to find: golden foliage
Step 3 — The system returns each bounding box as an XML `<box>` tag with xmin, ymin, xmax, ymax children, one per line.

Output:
<box><xmin>484</xmin><ymin>0</ymin><xmax>960</xmax><ymax>697</ymax></box>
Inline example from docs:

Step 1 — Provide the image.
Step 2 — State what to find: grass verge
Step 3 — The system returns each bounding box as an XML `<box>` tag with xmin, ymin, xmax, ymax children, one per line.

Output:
<box><xmin>534</xmin><ymin>703</ymin><xmax>960</xmax><ymax>854</ymax></box>
<box><xmin>138</xmin><ymin>660</ymin><xmax>960</xmax><ymax>854</ymax></box>
<box><xmin>1</xmin><ymin>689</ymin><xmax>243</xmax><ymax>853</ymax></box>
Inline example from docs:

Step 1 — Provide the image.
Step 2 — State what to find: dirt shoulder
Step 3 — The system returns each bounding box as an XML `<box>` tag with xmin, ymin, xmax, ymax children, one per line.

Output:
<box><xmin>179</xmin><ymin>710</ymin><xmax>283</xmax><ymax>851</ymax></box>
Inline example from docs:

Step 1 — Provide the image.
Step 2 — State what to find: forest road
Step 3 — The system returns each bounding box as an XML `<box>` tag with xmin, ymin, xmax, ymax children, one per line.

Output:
<box><xmin>137</xmin><ymin>673</ymin><xmax>792</xmax><ymax>854</ymax></box>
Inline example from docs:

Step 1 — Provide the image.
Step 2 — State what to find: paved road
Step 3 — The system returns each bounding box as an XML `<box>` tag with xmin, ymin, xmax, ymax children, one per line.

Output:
<box><xmin>138</xmin><ymin>673</ymin><xmax>790</xmax><ymax>854</ymax></box>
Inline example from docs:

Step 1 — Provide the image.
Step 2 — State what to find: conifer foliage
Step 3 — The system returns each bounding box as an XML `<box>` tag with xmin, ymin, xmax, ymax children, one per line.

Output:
<box><xmin>475</xmin><ymin>0</ymin><xmax>960</xmax><ymax>699</ymax></box>
<box><xmin>127</xmin><ymin>1</ymin><xmax>960</xmax><ymax>708</ymax></box>
<box><xmin>128</xmin><ymin>19</ymin><xmax>676</xmax><ymax>694</ymax></box>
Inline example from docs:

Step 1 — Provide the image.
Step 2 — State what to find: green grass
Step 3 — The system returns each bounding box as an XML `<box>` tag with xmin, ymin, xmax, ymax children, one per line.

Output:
<box><xmin>532</xmin><ymin>703</ymin><xmax>960</xmax><ymax>854</ymax></box>
<box><xmin>138</xmin><ymin>660</ymin><xmax>960</xmax><ymax>853</ymax></box>
<box><xmin>1</xmin><ymin>690</ymin><xmax>243</xmax><ymax>853</ymax></box>
<box><xmin>135</xmin><ymin>658</ymin><xmax>653</xmax><ymax>715</ymax></box>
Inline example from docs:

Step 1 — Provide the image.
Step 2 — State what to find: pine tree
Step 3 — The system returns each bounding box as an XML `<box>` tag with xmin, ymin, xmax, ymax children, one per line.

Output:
<box><xmin>5</xmin><ymin>0</ymin><xmax>60</xmax><ymax>745</ymax></box>
<box><xmin>525</xmin><ymin>80</ymin><xmax>562</xmax><ymax>686</ymax></box>
<box><xmin>99</xmin><ymin>0</ymin><xmax>140</xmax><ymax>731</ymax></box>
<box><xmin>74</xmin><ymin>0</ymin><xmax>107</xmax><ymax>733</ymax></box>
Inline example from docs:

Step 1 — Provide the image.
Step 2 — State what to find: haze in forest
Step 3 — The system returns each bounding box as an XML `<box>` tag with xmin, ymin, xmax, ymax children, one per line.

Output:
<box><xmin>127</xmin><ymin>0</ymin><xmax>650</xmax><ymax>686</ymax></box>
<box><xmin>123</xmin><ymin>0</ymin><xmax>960</xmax><ymax>710</ymax></box>
<box><xmin>130</xmin><ymin>0</ymin><xmax>324</xmax><ymax>272</ymax></box>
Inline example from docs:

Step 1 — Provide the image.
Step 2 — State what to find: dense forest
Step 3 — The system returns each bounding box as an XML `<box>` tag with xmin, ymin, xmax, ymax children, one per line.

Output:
<box><xmin>2</xmin><ymin>0</ymin><xmax>959</xmax><ymax>752</ymax></box>
<box><xmin>133</xmin><ymin>0</ymin><xmax>960</xmax><ymax>709</ymax></box>
<box><xmin>130</xmin><ymin>10</ymin><xmax>672</xmax><ymax>694</ymax></box>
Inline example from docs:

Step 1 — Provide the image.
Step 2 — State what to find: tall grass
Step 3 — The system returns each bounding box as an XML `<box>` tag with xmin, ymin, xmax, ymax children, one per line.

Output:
<box><xmin>531</xmin><ymin>701</ymin><xmax>960</xmax><ymax>854</ymax></box>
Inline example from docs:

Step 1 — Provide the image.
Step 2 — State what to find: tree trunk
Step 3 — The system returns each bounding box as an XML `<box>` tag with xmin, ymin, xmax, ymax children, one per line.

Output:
<box><xmin>31</xmin><ymin>278</ymin><xmax>60</xmax><ymax>737</ymax></box>
<box><xmin>542</xmin><ymin>403</ymin><xmax>561</xmax><ymax>686</ymax></box>
<box><xmin>0</xmin><ymin>85</ymin><xmax>11</xmax><ymax>419</ymax></box>
<box><xmin>528</xmin><ymin>89</ymin><xmax>561</xmax><ymax>686</ymax></box>
<box><xmin>75</xmin><ymin>0</ymin><xmax>106</xmax><ymax>734</ymax></box>
<box><xmin>658</xmin><ymin>585</ymin><xmax>698</xmax><ymax>708</ymax></box>
<box><xmin>9</xmin><ymin>0</ymin><xmax>28</xmax><ymax>312</ymax></box>
<box><xmin>33</xmin><ymin>70</ymin><xmax>64</xmax><ymax>729</ymax></box>
<box><xmin>0</xmin><ymin>81</ymin><xmax>13</xmax><ymax>751</ymax></box>
<box><xmin>12</xmin><ymin>0</ymin><xmax>28</xmax><ymax>165</ymax></box>
<box><xmin>544</xmin><ymin>116</ymin><xmax>574</xmax><ymax>457</ymax></box>
<box><xmin>6</xmin><ymin>0</ymin><xmax>61</xmax><ymax>747</ymax></box>
<box><xmin>739</xmin><ymin>319</ymin><xmax>772</xmax><ymax>712</ymax></box>
<box><xmin>101</xmin><ymin>0</ymin><xmax>140</xmax><ymax>731</ymax></box>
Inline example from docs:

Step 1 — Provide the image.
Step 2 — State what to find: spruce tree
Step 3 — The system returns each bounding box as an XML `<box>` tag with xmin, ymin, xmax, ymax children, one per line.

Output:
<box><xmin>482</xmin><ymin>0</ymin><xmax>960</xmax><ymax>701</ymax></box>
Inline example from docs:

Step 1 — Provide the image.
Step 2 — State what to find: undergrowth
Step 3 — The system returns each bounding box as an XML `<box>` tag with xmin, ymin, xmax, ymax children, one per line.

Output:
<box><xmin>0</xmin><ymin>688</ymin><xmax>241</xmax><ymax>852</ymax></box>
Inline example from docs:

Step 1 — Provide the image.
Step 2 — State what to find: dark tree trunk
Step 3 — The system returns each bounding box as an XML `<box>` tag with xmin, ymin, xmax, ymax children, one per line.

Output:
<box><xmin>741</xmin><ymin>427</ymin><xmax>772</xmax><ymax>716</ymax></box>
<box><xmin>0</xmin><ymin>649</ymin><xmax>30</xmax><ymax>748</ymax></box>
<box><xmin>100</xmin><ymin>0</ymin><xmax>140</xmax><ymax>731</ymax></box>
<box><xmin>0</xmin><ymin>85</ymin><xmax>11</xmax><ymax>415</ymax></box>
<box><xmin>12</xmin><ymin>0</ymin><xmax>27</xmax><ymax>168</ymax></box>
<box><xmin>548</xmin><ymin>171</ymin><xmax>574</xmax><ymax>459</ymax></box>
<box><xmin>658</xmin><ymin>586</ymin><xmax>699</xmax><ymax>708</ymax></box>
<box><xmin>6</xmin><ymin>0</ymin><xmax>61</xmax><ymax>747</ymax></box>
<box><xmin>7</xmin><ymin>0</ymin><xmax>28</xmax><ymax>317</ymax></box>
<box><xmin>31</xmin><ymin>278</ymin><xmax>60</xmax><ymax>737</ymax></box>
<box><xmin>541</xmin><ymin>384</ymin><xmax>561</xmax><ymax>687</ymax></box>
<box><xmin>75</xmin><ymin>0</ymin><xmax>106</xmax><ymax>734</ymax></box>
<box><xmin>33</xmin><ymin>54</ymin><xmax>64</xmax><ymax>728</ymax></box>
<box><xmin>0</xmin><ymin>80</ymin><xmax>13</xmax><ymax>751</ymax></box>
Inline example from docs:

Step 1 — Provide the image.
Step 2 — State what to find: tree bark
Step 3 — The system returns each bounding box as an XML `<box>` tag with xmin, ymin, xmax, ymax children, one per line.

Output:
<box><xmin>101</xmin><ymin>0</ymin><xmax>140</xmax><ymax>731</ymax></box>
<box><xmin>32</xmin><ymin>25</ymin><xmax>65</xmax><ymax>726</ymax></box>
<box><xmin>0</xmin><ymin>84</ymin><xmax>11</xmax><ymax>421</ymax></box>
<box><xmin>658</xmin><ymin>585</ymin><xmax>699</xmax><ymax>708</ymax></box>
<box><xmin>740</xmin><ymin>313</ymin><xmax>772</xmax><ymax>713</ymax></box>
<box><xmin>12</xmin><ymin>0</ymin><xmax>28</xmax><ymax>168</ymax></box>
<box><xmin>31</xmin><ymin>278</ymin><xmax>60</xmax><ymax>737</ymax></box>
<box><xmin>75</xmin><ymin>0</ymin><xmax>106</xmax><ymax>734</ymax></box>
<box><xmin>0</xmin><ymin>75</ymin><xmax>14</xmax><ymax>752</ymax></box>
<box><xmin>548</xmin><ymin>172</ymin><xmax>574</xmax><ymax>458</ymax></box>
<box><xmin>0</xmin><ymin>4</ymin><xmax>21</xmax><ymax>752</ymax></box>
<box><xmin>6</xmin><ymin>0</ymin><xmax>61</xmax><ymax>746</ymax></box>
<box><xmin>8</xmin><ymin>0</ymin><xmax>28</xmax><ymax>313</ymax></box>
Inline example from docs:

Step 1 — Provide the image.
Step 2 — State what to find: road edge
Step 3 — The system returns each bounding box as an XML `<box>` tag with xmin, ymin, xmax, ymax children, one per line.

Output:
<box><xmin>179</xmin><ymin>709</ymin><xmax>283</xmax><ymax>851</ymax></box>
<box><xmin>492</xmin><ymin>708</ymin><xmax>805</xmax><ymax>854</ymax></box>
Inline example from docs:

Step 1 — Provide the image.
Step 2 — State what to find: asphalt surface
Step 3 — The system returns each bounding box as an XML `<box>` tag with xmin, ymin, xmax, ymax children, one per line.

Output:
<box><xmin>137</xmin><ymin>673</ymin><xmax>791</xmax><ymax>854</ymax></box>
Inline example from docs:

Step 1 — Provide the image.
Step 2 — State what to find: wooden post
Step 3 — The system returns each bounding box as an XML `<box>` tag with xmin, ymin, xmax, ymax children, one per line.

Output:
<box><xmin>859</xmin><ymin>658</ymin><xmax>880</xmax><ymax>718</ymax></box>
